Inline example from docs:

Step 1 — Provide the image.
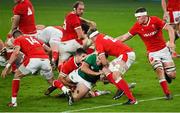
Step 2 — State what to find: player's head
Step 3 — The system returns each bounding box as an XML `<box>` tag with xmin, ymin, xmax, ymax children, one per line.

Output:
<box><xmin>87</xmin><ymin>28</ymin><xmax>99</xmax><ymax>40</ymax></box>
<box><xmin>73</xmin><ymin>1</ymin><xmax>85</xmax><ymax>16</ymax></box>
<box><xmin>75</xmin><ymin>48</ymin><xmax>87</xmax><ymax>63</ymax></box>
<box><xmin>135</xmin><ymin>7</ymin><xmax>148</xmax><ymax>25</ymax></box>
<box><xmin>81</xmin><ymin>22</ymin><xmax>90</xmax><ymax>34</ymax></box>
<box><xmin>12</xmin><ymin>30</ymin><xmax>23</xmax><ymax>38</ymax></box>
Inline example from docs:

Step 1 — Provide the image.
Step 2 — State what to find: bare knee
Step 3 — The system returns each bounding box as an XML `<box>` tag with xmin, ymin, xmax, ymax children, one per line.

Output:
<box><xmin>72</xmin><ymin>91</ymin><xmax>82</xmax><ymax>101</ymax></box>
<box><xmin>110</xmin><ymin>72</ymin><xmax>123</xmax><ymax>84</ymax></box>
<box><xmin>165</xmin><ymin>66</ymin><xmax>176</xmax><ymax>79</ymax></box>
<box><xmin>155</xmin><ymin>68</ymin><xmax>165</xmax><ymax>79</ymax></box>
<box><xmin>167</xmin><ymin>71</ymin><xmax>176</xmax><ymax>79</ymax></box>
<box><xmin>14</xmin><ymin>69</ymin><xmax>24</xmax><ymax>79</ymax></box>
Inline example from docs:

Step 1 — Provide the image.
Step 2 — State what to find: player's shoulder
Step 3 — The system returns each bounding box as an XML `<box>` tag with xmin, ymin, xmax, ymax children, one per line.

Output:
<box><xmin>66</xmin><ymin>12</ymin><xmax>79</xmax><ymax>19</ymax></box>
<box><xmin>86</xmin><ymin>53</ymin><xmax>97</xmax><ymax>61</ymax></box>
<box><xmin>14</xmin><ymin>0</ymin><xmax>29</xmax><ymax>11</ymax></box>
<box><xmin>150</xmin><ymin>16</ymin><xmax>164</xmax><ymax>24</ymax></box>
<box><xmin>16</xmin><ymin>35</ymin><xmax>26</xmax><ymax>40</ymax></box>
<box><xmin>150</xmin><ymin>16</ymin><xmax>161</xmax><ymax>21</ymax></box>
<box><xmin>97</xmin><ymin>33</ymin><xmax>105</xmax><ymax>39</ymax></box>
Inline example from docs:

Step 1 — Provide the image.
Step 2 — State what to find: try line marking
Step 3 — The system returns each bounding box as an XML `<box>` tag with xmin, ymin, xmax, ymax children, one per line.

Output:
<box><xmin>64</xmin><ymin>94</ymin><xmax>180</xmax><ymax>112</ymax></box>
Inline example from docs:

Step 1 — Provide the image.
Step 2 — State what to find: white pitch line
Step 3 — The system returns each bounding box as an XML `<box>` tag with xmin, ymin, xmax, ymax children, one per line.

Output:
<box><xmin>64</xmin><ymin>94</ymin><xmax>180</xmax><ymax>112</ymax></box>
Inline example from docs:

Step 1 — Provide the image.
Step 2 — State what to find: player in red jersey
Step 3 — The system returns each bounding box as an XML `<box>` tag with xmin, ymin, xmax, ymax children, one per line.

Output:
<box><xmin>87</xmin><ymin>29</ymin><xmax>137</xmax><ymax>105</ymax></box>
<box><xmin>0</xmin><ymin>39</ymin><xmax>24</xmax><ymax>72</ymax></box>
<box><xmin>45</xmin><ymin>48</ymin><xmax>87</xmax><ymax>105</ymax></box>
<box><xmin>59</xmin><ymin>1</ymin><xmax>95</xmax><ymax>66</ymax></box>
<box><xmin>6</xmin><ymin>0</ymin><xmax>37</xmax><ymax>48</ymax></box>
<box><xmin>8</xmin><ymin>0</ymin><xmax>36</xmax><ymax>36</ymax></box>
<box><xmin>45</xmin><ymin>48</ymin><xmax>110</xmax><ymax>105</ymax></box>
<box><xmin>1</xmin><ymin>30</ymin><xmax>71</xmax><ymax>107</ymax></box>
<box><xmin>161</xmin><ymin>0</ymin><xmax>180</xmax><ymax>57</ymax></box>
<box><xmin>62</xmin><ymin>1</ymin><xmax>95</xmax><ymax>44</ymax></box>
<box><xmin>117</xmin><ymin>7</ymin><xmax>176</xmax><ymax>100</ymax></box>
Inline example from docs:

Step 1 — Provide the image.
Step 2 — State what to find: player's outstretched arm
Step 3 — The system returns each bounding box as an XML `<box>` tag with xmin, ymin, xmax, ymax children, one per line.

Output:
<box><xmin>80</xmin><ymin>17</ymin><xmax>96</xmax><ymax>29</ymax></box>
<box><xmin>116</xmin><ymin>32</ymin><xmax>132</xmax><ymax>42</ymax></box>
<box><xmin>1</xmin><ymin>46</ymin><xmax>20</xmax><ymax>78</ymax></box>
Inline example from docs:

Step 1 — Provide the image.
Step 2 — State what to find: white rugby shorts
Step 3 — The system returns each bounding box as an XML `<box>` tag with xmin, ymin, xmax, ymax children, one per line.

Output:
<box><xmin>19</xmin><ymin>58</ymin><xmax>53</xmax><ymax>80</ymax></box>
<box><xmin>109</xmin><ymin>52</ymin><xmax>135</xmax><ymax>75</ymax></box>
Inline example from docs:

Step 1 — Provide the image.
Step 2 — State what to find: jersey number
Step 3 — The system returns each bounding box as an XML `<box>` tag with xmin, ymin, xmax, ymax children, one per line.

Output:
<box><xmin>27</xmin><ymin>7</ymin><xmax>33</xmax><ymax>16</ymax></box>
<box><xmin>25</xmin><ymin>37</ymin><xmax>40</xmax><ymax>45</ymax></box>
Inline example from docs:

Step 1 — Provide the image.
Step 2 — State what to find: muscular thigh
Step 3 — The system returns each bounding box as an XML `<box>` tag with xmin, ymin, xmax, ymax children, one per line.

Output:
<box><xmin>19</xmin><ymin>58</ymin><xmax>42</xmax><ymax>75</ymax></box>
<box><xmin>72</xmin><ymin>83</ymin><xmax>90</xmax><ymax>101</ymax></box>
<box><xmin>40</xmin><ymin>59</ymin><xmax>53</xmax><ymax>80</ymax></box>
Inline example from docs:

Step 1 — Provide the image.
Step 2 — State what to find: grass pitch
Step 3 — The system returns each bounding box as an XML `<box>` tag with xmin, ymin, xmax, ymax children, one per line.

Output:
<box><xmin>0</xmin><ymin>0</ymin><xmax>180</xmax><ymax>112</ymax></box>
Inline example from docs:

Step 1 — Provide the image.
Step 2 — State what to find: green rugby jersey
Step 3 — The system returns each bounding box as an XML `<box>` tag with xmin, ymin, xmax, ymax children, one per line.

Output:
<box><xmin>78</xmin><ymin>54</ymin><xmax>102</xmax><ymax>83</ymax></box>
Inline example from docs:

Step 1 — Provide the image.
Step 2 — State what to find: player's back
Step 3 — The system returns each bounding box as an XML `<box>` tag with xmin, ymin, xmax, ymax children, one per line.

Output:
<box><xmin>167</xmin><ymin>0</ymin><xmax>180</xmax><ymax>11</ymax></box>
<box><xmin>13</xmin><ymin>0</ymin><xmax>36</xmax><ymax>34</ymax></box>
<box><xmin>95</xmin><ymin>34</ymin><xmax>133</xmax><ymax>57</ymax></box>
<box><xmin>14</xmin><ymin>36</ymin><xmax>48</xmax><ymax>59</ymax></box>
<box><xmin>37</xmin><ymin>26</ymin><xmax>63</xmax><ymax>44</ymax></box>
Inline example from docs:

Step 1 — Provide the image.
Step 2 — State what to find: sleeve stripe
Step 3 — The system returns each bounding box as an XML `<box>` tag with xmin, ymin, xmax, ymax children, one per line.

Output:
<box><xmin>128</xmin><ymin>32</ymin><xmax>133</xmax><ymax>36</ymax></box>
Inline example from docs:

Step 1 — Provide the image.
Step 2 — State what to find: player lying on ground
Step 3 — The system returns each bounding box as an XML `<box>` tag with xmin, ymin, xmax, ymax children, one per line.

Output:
<box><xmin>66</xmin><ymin>53</ymin><xmax>110</xmax><ymax>103</ymax></box>
<box><xmin>45</xmin><ymin>48</ymin><xmax>110</xmax><ymax>105</ymax></box>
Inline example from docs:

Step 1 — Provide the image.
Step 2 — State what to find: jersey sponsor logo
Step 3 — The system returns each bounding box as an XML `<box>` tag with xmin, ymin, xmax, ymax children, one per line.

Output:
<box><xmin>143</xmin><ymin>30</ymin><xmax>158</xmax><ymax>37</ymax></box>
